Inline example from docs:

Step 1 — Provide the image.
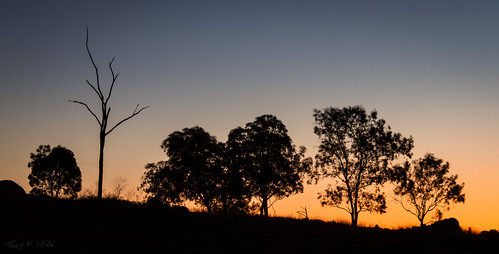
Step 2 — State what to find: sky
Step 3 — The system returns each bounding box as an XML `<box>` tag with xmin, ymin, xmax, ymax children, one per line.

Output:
<box><xmin>1</xmin><ymin>0</ymin><xmax>498</xmax><ymax>231</ymax></box>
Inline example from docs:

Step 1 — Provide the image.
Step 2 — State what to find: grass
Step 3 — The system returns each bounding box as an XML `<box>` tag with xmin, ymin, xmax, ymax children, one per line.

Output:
<box><xmin>1</xmin><ymin>195</ymin><xmax>498</xmax><ymax>253</ymax></box>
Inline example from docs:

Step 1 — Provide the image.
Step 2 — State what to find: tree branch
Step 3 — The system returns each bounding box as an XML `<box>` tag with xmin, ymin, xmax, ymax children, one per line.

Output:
<box><xmin>105</xmin><ymin>57</ymin><xmax>119</xmax><ymax>104</ymax></box>
<box><xmin>105</xmin><ymin>104</ymin><xmax>149</xmax><ymax>135</ymax></box>
<box><xmin>68</xmin><ymin>99</ymin><xmax>102</xmax><ymax>126</ymax></box>
<box><xmin>398</xmin><ymin>198</ymin><xmax>419</xmax><ymax>218</ymax></box>
<box><xmin>335</xmin><ymin>204</ymin><xmax>352</xmax><ymax>214</ymax></box>
<box><xmin>86</xmin><ymin>27</ymin><xmax>103</xmax><ymax>99</ymax></box>
<box><xmin>85</xmin><ymin>80</ymin><xmax>102</xmax><ymax>99</ymax></box>
<box><xmin>268</xmin><ymin>196</ymin><xmax>280</xmax><ymax>208</ymax></box>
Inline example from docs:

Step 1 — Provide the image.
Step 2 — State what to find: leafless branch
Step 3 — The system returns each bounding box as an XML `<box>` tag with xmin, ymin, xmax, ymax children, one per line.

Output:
<box><xmin>85</xmin><ymin>80</ymin><xmax>102</xmax><ymax>99</ymax></box>
<box><xmin>268</xmin><ymin>196</ymin><xmax>281</xmax><ymax>208</ymax></box>
<box><xmin>296</xmin><ymin>206</ymin><xmax>309</xmax><ymax>219</ymax></box>
<box><xmin>86</xmin><ymin>27</ymin><xmax>103</xmax><ymax>99</ymax></box>
<box><xmin>68</xmin><ymin>100</ymin><xmax>102</xmax><ymax>126</ymax></box>
<box><xmin>105</xmin><ymin>57</ymin><xmax>119</xmax><ymax>104</ymax></box>
<box><xmin>105</xmin><ymin>104</ymin><xmax>149</xmax><ymax>135</ymax></box>
<box><xmin>396</xmin><ymin>196</ymin><xmax>420</xmax><ymax>219</ymax></box>
<box><xmin>334</xmin><ymin>204</ymin><xmax>351</xmax><ymax>214</ymax></box>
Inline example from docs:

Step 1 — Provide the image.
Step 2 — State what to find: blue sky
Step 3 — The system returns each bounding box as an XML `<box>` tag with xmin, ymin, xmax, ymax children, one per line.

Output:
<box><xmin>1</xmin><ymin>0</ymin><xmax>498</xmax><ymax>229</ymax></box>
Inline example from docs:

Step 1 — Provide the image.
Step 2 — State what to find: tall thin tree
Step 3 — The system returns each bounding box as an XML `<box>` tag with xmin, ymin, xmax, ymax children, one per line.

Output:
<box><xmin>70</xmin><ymin>27</ymin><xmax>148</xmax><ymax>199</ymax></box>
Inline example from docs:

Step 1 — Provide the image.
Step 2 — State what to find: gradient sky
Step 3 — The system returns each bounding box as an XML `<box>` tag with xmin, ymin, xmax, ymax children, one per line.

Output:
<box><xmin>1</xmin><ymin>0</ymin><xmax>498</xmax><ymax>230</ymax></box>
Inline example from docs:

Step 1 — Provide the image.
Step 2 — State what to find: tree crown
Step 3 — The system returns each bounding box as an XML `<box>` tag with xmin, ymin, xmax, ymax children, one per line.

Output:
<box><xmin>312</xmin><ymin>105</ymin><xmax>413</xmax><ymax>225</ymax></box>
<box><xmin>227</xmin><ymin>114</ymin><xmax>312</xmax><ymax>216</ymax></box>
<box><xmin>28</xmin><ymin>145</ymin><xmax>82</xmax><ymax>199</ymax></box>
<box><xmin>390</xmin><ymin>153</ymin><xmax>465</xmax><ymax>225</ymax></box>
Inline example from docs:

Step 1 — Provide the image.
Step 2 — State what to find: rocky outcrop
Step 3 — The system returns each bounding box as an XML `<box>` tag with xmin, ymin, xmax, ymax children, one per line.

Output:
<box><xmin>429</xmin><ymin>218</ymin><xmax>461</xmax><ymax>232</ymax></box>
<box><xmin>0</xmin><ymin>180</ymin><xmax>26</xmax><ymax>197</ymax></box>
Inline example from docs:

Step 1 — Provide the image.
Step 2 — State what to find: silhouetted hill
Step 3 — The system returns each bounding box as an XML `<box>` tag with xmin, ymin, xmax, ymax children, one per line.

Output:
<box><xmin>1</xmin><ymin>195</ymin><xmax>498</xmax><ymax>253</ymax></box>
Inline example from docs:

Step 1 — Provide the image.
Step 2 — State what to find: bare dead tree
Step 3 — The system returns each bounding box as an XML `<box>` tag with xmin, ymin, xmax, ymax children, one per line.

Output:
<box><xmin>296</xmin><ymin>206</ymin><xmax>309</xmax><ymax>220</ymax></box>
<box><xmin>107</xmin><ymin>176</ymin><xmax>129</xmax><ymax>200</ymax></box>
<box><xmin>70</xmin><ymin>27</ymin><xmax>148</xmax><ymax>199</ymax></box>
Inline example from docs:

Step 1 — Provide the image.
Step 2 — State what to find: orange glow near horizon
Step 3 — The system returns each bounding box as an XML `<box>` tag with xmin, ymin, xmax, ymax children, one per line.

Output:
<box><xmin>2</xmin><ymin>0</ymin><xmax>499</xmax><ymax>234</ymax></box>
<box><xmin>3</xmin><ymin>110</ymin><xmax>498</xmax><ymax>232</ymax></box>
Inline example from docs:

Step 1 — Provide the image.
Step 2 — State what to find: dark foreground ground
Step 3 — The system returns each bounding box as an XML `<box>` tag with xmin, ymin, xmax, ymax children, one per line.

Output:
<box><xmin>1</xmin><ymin>195</ymin><xmax>498</xmax><ymax>253</ymax></box>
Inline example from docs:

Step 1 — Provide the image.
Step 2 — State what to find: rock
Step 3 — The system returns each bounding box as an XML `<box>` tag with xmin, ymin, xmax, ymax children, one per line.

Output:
<box><xmin>479</xmin><ymin>230</ymin><xmax>499</xmax><ymax>238</ymax></box>
<box><xmin>0</xmin><ymin>180</ymin><xmax>26</xmax><ymax>197</ymax></box>
<box><xmin>429</xmin><ymin>218</ymin><xmax>461</xmax><ymax>232</ymax></box>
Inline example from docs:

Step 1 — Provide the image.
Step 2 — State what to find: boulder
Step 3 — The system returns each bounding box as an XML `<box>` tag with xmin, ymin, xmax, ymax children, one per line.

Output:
<box><xmin>0</xmin><ymin>180</ymin><xmax>26</xmax><ymax>197</ymax></box>
<box><xmin>429</xmin><ymin>218</ymin><xmax>461</xmax><ymax>232</ymax></box>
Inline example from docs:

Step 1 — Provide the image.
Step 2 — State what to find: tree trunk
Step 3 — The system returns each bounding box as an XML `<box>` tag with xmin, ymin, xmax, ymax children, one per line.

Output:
<box><xmin>50</xmin><ymin>183</ymin><xmax>54</xmax><ymax>198</ymax></box>
<box><xmin>221</xmin><ymin>194</ymin><xmax>228</xmax><ymax>215</ymax></box>
<box><xmin>349</xmin><ymin>195</ymin><xmax>358</xmax><ymax>227</ymax></box>
<box><xmin>97</xmin><ymin>132</ymin><xmax>105</xmax><ymax>199</ymax></box>
<box><xmin>351</xmin><ymin>212</ymin><xmax>358</xmax><ymax>227</ymax></box>
<box><xmin>261</xmin><ymin>196</ymin><xmax>269</xmax><ymax>217</ymax></box>
<box><xmin>419</xmin><ymin>217</ymin><xmax>425</xmax><ymax>227</ymax></box>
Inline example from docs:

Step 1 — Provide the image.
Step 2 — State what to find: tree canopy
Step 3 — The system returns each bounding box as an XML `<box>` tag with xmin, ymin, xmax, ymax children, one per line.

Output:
<box><xmin>161</xmin><ymin>126</ymin><xmax>225</xmax><ymax>213</ymax></box>
<box><xmin>390</xmin><ymin>153</ymin><xmax>465</xmax><ymax>227</ymax></box>
<box><xmin>311</xmin><ymin>105</ymin><xmax>413</xmax><ymax>227</ymax></box>
<box><xmin>142</xmin><ymin>126</ymin><xmax>251</xmax><ymax>213</ymax></box>
<box><xmin>28</xmin><ymin>145</ymin><xmax>82</xmax><ymax>199</ymax></box>
<box><xmin>227</xmin><ymin>114</ymin><xmax>312</xmax><ymax>217</ymax></box>
<box><xmin>141</xmin><ymin>161</ymin><xmax>186</xmax><ymax>205</ymax></box>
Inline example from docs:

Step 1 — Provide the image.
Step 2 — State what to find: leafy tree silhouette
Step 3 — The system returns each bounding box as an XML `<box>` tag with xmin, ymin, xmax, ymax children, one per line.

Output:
<box><xmin>141</xmin><ymin>161</ymin><xmax>185</xmax><ymax>206</ymax></box>
<box><xmin>28</xmin><ymin>145</ymin><xmax>82</xmax><ymax>199</ymax></box>
<box><xmin>142</xmin><ymin>126</ymin><xmax>239</xmax><ymax>212</ymax></box>
<box><xmin>227</xmin><ymin>114</ymin><xmax>312</xmax><ymax>217</ymax></box>
<box><xmin>390</xmin><ymin>153</ymin><xmax>465</xmax><ymax>227</ymax></box>
<box><xmin>311</xmin><ymin>105</ymin><xmax>413</xmax><ymax>227</ymax></box>
<box><xmin>219</xmin><ymin>142</ymin><xmax>253</xmax><ymax>214</ymax></box>
<box><xmin>69</xmin><ymin>27</ymin><xmax>148</xmax><ymax>199</ymax></box>
<box><xmin>161</xmin><ymin>126</ymin><xmax>225</xmax><ymax>213</ymax></box>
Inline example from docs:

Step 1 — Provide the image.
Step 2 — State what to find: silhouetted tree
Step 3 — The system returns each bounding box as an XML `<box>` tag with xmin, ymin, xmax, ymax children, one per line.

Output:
<box><xmin>107</xmin><ymin>176</ymin><xmax>129</xmax><ymax>200</ymax></box>
<box><xmin>69</xmin><ymin>27</ymin><xmax>148</xmax><ymax>199</ymax></box>
<box><xmin>390</xmin><ymin>153</ymin><xmax>465</xmax><ymax>227</ymax></box>
<box><xmin>141</xmin><ymin>161</ymin><xmax>186</xmax><ymax>206</ymax></box>
<box><xmin>296</xmin><ymin>206</ymin><xmax>309</xmax><ymax>220</ymax></box>
<box><xmin>78</xmin><ymin>181</ymin><xmax>99</xmax><ymax>199</ymax></box>
<box><xmin>219</xmin><ymin>144</ymin><xmax>253</xmax><ymax>214</ymax></box>
<box><xmin>227</xmin><ymin>114</ymin><xmax>312</xmax><ymax>217</ymax></box>
<box><xmin>311</xmin><ymin>106</ymin><xmax>413</xmax><ymax>227</ymax></box>
<box><xmin>160</xmin><ymin>126</ymin><xmax>225</xmax><ymax>213</ymax></box>
<box><xmin>28</xmin><ymin>145</ymin><xmax>82</xmax><ymax>198</ymax></box>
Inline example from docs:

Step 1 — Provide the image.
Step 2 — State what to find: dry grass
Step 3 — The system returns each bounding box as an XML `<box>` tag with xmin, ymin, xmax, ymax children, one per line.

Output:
<box><xmin>2</xmin><ymin>195</ymin><xmax>498</xmax><ymax>253</ymax></box>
